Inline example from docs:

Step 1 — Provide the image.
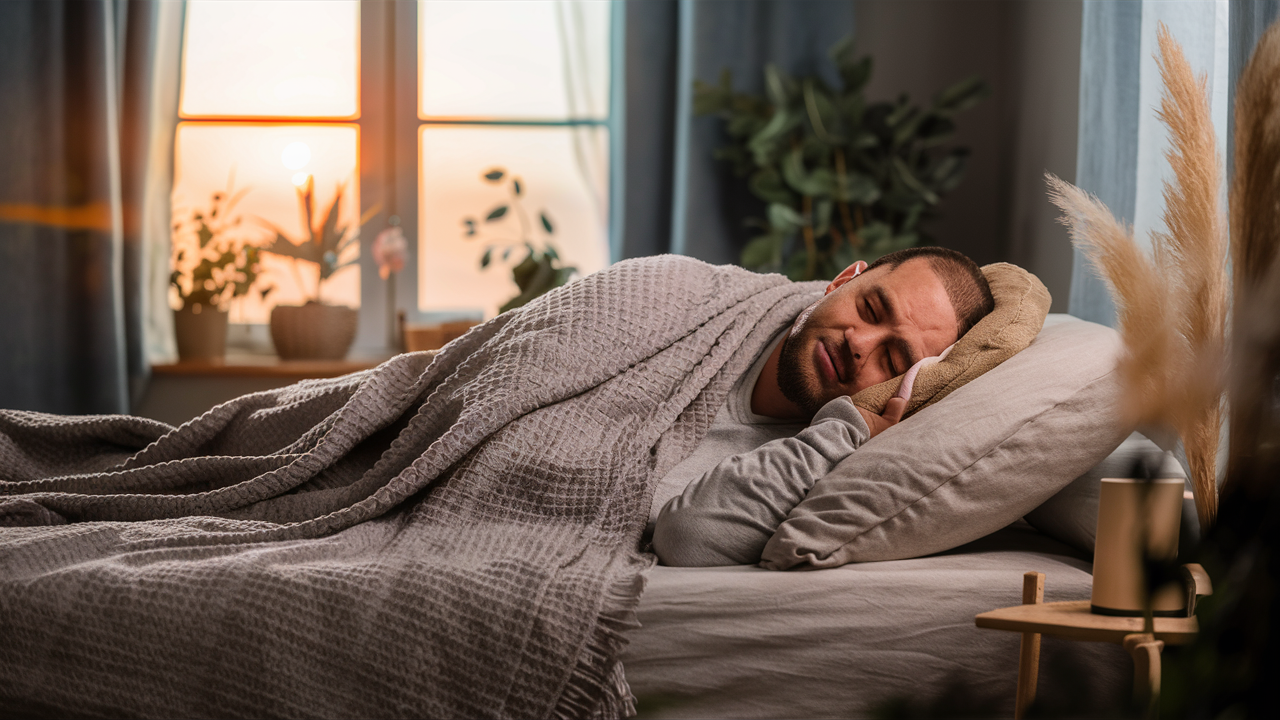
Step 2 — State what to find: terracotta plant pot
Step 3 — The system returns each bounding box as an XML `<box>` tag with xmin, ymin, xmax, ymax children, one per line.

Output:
<box><xmin>174</xmin><ymin>303</ymin><xmax>229</xmax><ymax>362</ymax></box>
<box><xmin>269</xmin><ymin>302</ymin><xmax>358</xmax><ymax>360</ymax></box>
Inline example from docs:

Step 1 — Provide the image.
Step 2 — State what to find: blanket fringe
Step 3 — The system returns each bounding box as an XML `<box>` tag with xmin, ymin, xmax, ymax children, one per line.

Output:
<box><xmin>553</xmin><ymin>554</ymin><xmax>652</xmax><ymax>720</ymax></box>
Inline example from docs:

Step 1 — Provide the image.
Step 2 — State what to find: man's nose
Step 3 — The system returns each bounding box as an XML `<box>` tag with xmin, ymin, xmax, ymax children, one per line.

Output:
<box><xmin>845</xmin><ymin>325</ymin><xmax>885</xmax><ymax>374</ymax></box>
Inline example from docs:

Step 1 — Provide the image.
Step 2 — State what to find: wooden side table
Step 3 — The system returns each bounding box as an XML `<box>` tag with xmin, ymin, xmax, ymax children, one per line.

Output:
<box><xmin>975</xmin><ymin>567</ymin><xmax>1211</xmax><ymax>719</ymax></box>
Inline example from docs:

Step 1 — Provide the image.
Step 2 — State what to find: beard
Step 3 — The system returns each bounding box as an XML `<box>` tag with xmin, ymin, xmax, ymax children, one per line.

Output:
<box><xmin>776</xmin><ymin>325</ymin><xmax>827</xmax><ymax>417</ymax></box>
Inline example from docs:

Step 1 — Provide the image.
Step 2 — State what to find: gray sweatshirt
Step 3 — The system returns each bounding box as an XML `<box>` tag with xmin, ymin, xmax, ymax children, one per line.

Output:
<box><xmin>650</xmin><ymin>335</ymin><xmax>871</xmax><ymax>566</ymax></box>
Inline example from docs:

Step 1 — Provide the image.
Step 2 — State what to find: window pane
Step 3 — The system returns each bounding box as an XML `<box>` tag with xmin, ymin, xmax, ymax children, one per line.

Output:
<box><xmin>173</xmin><ymin>123</ymin><xmax>360</xmax><ymax>324</ymax></box>
<box><xmin>419</xmin><ymin>0</ymin><xmax>610</xmax><ymax>120</ymax></box>
<box><xmin>418</xmin><ymin>125</ymin><xmax>609</xmax><ymax>318</ymax></box>
<box><xmin>181</xmin><ymin>0</ymin><xmax>359</xmax><ymax>119</ymax></box>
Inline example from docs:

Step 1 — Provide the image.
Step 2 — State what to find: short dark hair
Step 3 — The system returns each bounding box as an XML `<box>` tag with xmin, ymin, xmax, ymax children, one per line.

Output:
<box><xmin>864</xmin><ymin>246</ymin><xmax>994</xmax><ymax>338</ymax></box>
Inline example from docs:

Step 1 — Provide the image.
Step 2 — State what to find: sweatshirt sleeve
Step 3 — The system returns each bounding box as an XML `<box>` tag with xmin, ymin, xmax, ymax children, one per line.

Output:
<box><xmin>652</xmin><ymin>396</ymin><xmax>870</xmax><ymax>566</ymax></box>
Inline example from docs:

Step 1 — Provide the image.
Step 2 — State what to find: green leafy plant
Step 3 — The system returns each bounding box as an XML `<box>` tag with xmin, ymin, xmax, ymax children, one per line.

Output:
<box><xmin>463</xmin><ymin>168</ymin><xmax>577</xmax><ymax>314</ymax></box>
<box><xmin>694</xmin><ymin>36</ymin><xmax>989</xmax><ymax>280</ymax></box>
<box><xmin>170</xmin><ymin>185</ymin><xmax>269</xmax><ymax>310</ymax></box>
<box><xmin>261</xmin><ymin>176</ymin><xmax>378</xmax><ymax>304</ymax></box>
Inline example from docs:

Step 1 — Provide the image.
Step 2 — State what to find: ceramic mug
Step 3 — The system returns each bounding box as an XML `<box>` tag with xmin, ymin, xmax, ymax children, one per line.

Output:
<box><xmin>1090</xmin><ymin>477</ymin><xmax>1185</xmax><ymax>616</ymax></box>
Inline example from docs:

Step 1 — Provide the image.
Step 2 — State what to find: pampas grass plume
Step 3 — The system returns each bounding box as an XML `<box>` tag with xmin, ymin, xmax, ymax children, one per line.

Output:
<box><xmin>1228</xmin><ymin>19</ymin><xmax>1280</xmax><ymax>501</ymax></box>
<box><xmin>1048</xmin><ymin>23</ymin><xmax>1227</xmax><ymax>530</ymax></box>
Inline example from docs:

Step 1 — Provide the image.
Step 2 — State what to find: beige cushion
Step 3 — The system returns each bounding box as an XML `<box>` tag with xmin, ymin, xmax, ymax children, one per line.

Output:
<box><xmin>760</xmin><ymin>315</ymin><xmax>1133</xmax><ymax>569</ymax></box>
<box><xmin>851</xmin><ymin>262</ymin><xmax>1052</xmax><ymax>418</ymax></box>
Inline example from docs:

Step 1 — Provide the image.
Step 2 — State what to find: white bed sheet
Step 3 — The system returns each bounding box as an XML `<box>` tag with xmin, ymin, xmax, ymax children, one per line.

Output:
<box><xmin>623</xmin><ymin>523</ymin><xmax>1130</xmax><ymax>718</ymax></box>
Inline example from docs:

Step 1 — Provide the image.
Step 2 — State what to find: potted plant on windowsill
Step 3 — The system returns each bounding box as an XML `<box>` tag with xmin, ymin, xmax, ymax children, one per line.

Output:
<box><xmin>170</xmin><ymin>187</ymin><xmax>269</xmax><ymax>362</ymax></box>
<box><xmin>463</xmin><ymin>167</ymin><xmax>577</xmax><ymax>314</ymax></box>
<box><xmin>261</xmin><ymin>175</ymin><xmax>378</xmax><ymax>360</ymax></box>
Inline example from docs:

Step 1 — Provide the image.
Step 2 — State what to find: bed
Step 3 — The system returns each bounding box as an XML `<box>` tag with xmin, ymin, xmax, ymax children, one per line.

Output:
<box><xmin>625</xmin><ymin>523</ymin><xmax>1129</xmax><ymax>718</ymax></box>
<box><xmin>0</xmin><ymin>257</ymin><xmax>1144</xmax><ymax>718</ymax></box>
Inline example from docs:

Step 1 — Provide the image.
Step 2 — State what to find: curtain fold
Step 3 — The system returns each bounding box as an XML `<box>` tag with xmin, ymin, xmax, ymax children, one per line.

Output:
<box><xmin>0</xmin><ymin>0</ymin><xmax>182</xmax><ymax>415</ymax></box>
<box><xmin>1068</xmin><ymin>0</ymin><xmax>1230</xmax><ymax>326</ymax></box>
<box><xmin>619</xmin><ymin>0</ymin><xmax>855</xmax><ymax>265</ymax></box>
<box><xmin>1228</xmin><ymin>0</ymin><xmax>1280</xmax><ymax>180</ymax></box>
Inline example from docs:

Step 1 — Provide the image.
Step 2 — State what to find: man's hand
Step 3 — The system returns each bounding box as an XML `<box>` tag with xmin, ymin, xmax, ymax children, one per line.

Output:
<box><xmin>852</xmin><ymin>345</ymin><xmax>953</xmax><ymax>438</ymax></box>
<box><xmin>856</xmin><ymin>397</ymin><xmax>907</xmax><ymax>438</ymax></box>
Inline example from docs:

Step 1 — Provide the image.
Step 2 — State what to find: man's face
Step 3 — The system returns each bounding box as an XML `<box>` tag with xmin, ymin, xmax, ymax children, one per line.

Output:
<box><xmin>777</xmin><ymin>258</ymin><xmax>959</xmax><ymax>415</ymax></box>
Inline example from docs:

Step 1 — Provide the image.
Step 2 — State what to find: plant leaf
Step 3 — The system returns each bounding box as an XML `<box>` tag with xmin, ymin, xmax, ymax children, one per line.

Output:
<box><xmin>747</xmin><ymin>108</ymin><xmax>802</xmax><ymax>166</ymax></box>
<box><xmin>486</xmin><ymin>205</ymin><xmax>509</xmax><ymax>221</ymax></box>
<box><xmin>484</xmin><ymin>168</ymin><xmax>505</xmax><ymax>182</ymax></box>
<box><xmin>764</xmin><ymin>64</ymin><xmax>798</xmax><ymax>109</ymax></box>
<box><xmin>741</xmin><ymin>235</ymin><xmax>781</xmax><ymax>269</ymax></box>
<box><xmin>261</xmin><ymin>232</ymin><xmax>321</xmax><ymax>264</ymax></box>
<box><xmin>933</xmin><ymin>76</ymin><xmax>990</xmax><ymax>115</ymax></box>
<box><xmin>197</xmin><ymin>221</ymin><xmax>213</xmax><ymax>248</ymax></box>
<box><xmin>814</xmin><ymin>199</ymin><xmax>833</xmax><ymax>238</ymax></box>
<box><xmin>781</xmin><ymin>148</ymin><xmax>836</xmax><ymax>196</ymax></box>
<box><xmin>315</xmin><ymin>188</ymin><xmax>343</xmax><ymax>253</ymax></box>
<box><xmin>749</xmin><ymin>168</ymin><xmax>795</xmax><ymax>205</ymax></box>
<box><xmin>834</xmin><ymin>170</ymin><xmax>880</xmax><ymax>204</ymax></box>
<box><xmin>893</xmin><ymin>157</ymin><xmax>940</xmax><ymax>205</ymax></box>
<box><xmin>803</xmin><ymin>79</ymin><xmax>846</xmax><ymax>144</ymax></box>
<box><xmin>540</xmin><ymin>212</ymin><xmax>554</xmax><ymax>233</ymax></box>
<box><xmin>480</xmin><ymin>246</ymin><xmax>493</xmax><ymax>268</ymax></box>
<box><xmin>828</xmin><ymin>35</ymin><xmax>873</xmax><ymax>94</ymax></box>
<box><xmin>768</xmin><ymin>202</ymin><xmax>807</xmax><ymax>230</ymax></box>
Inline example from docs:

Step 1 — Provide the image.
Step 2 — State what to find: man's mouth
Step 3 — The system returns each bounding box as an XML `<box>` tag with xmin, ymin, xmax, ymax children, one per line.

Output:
<box><xmin>816</xmin><ymin>340</ymin><xmax>845</xmax><ymax>384</ymax></box>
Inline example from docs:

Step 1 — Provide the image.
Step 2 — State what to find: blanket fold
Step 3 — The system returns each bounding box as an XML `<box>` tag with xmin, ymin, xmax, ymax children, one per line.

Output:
<box><xmin>0</xmin><ymin>255</ymin><xmax>820</xmax><ymax>719</ymax></box>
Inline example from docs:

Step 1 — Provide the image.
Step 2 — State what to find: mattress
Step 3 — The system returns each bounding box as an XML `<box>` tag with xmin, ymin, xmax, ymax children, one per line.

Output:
<box><xmin>622</xmin><ymin>522</ymin><xmax>1130</xmax><ymax>718</ymax></box>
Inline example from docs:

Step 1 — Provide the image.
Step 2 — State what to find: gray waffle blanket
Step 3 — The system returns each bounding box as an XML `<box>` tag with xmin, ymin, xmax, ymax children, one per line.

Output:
<box><xmin>0</xmin><ymin>255</ymin><xmax>819</xmax><ymax>719</ymax></box>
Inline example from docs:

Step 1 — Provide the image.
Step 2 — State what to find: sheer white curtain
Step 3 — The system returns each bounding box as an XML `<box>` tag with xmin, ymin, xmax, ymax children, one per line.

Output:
<box><xmin>1069</xmin><ymin>0</ymin><xmax>1230</xmax><ymax>326</ymax></box>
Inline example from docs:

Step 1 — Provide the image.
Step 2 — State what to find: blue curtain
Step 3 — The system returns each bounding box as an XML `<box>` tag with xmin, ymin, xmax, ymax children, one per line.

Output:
<box><xmin>1070</xmin><ymin>1</ymin><xmax>1273</xmax><ymax>326</ymax></box>
<box><xmin>1066</xmin><ymin>1</ymin><xmax>1141</xmax><ymax>326</ymax></box>
<box><xmin>617</xmin><ymin>0</ymin><xmax>856</xmax><ymax>265</ymax></box>
<box><xmin>0</xmin><ymin>0</ymin><xmax>181</xmax><ymax>414</ymax></box>
<box><xmin>1229</xmin><ymin>1</ymin><xmax>1280</xmax><ymax>179</ymax></box>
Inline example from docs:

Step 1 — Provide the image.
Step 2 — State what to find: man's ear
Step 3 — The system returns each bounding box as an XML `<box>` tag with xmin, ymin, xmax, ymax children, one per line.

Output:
<box><xmin>826</xmin><ymin>260</ymin><xmax>868</xmax><ymax>295</ymax></box>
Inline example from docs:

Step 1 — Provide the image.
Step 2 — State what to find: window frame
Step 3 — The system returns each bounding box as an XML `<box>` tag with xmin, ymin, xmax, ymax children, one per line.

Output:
<box><xmin>385</xmin><ymin>1</ymin><xmax>626</xmax><ymax>338</ymax></box>
<box><xmin>174</xmin><ymin>1</ymin><xmax>625</xmax><ymax>354</ymax></box>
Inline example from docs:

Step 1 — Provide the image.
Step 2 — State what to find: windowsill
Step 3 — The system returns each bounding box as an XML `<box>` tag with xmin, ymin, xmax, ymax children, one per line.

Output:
<box><xmin>152</xmin><ymin>350</ymin><xmax>396</xmax><ymax>379</ymax></box>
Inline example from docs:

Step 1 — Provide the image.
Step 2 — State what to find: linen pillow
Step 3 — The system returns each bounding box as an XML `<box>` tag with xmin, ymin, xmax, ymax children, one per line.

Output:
<box><xmin>761</xmin><ymin>314</ymin><xmax>1132</xmax><ymax>569</ymax></box>
<box><xmin>851</xmin><ymin>262</ymin><xmax>1052</xmax><ymax>418</ymax></box>
<box><xmin>1024</xmin><ymin>432</ymin><xmax>1191</xmax><ymax>555</ymax></box>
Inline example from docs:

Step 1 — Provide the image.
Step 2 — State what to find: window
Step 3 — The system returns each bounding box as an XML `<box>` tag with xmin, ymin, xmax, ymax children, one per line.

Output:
<box><xmin>175</xmin><ymin>1</ymin><xmax>361</xmax><ymax>324</ymax></box>
<box><xmin>174</xmin><ymin>0</ymin><xmax>616</xmax><ymax>344</ymax></box>
<box><xmin>416</xmin><ymin>0</ymin><xmax>611</xmax><ymax>318</ymax></box>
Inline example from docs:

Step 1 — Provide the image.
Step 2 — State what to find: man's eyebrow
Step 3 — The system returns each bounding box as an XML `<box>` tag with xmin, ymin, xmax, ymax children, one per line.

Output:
<box><xmin>873</xmin><ymin>286</ymin><xmax>919</xmax><ymax>370</ymax></box>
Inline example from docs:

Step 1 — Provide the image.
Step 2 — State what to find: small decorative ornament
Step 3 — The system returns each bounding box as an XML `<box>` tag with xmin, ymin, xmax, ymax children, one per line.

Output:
<box><xmin>372</xmin><ymin>226</ymin><xmax>407</xmax><ymax>280</ymax></box>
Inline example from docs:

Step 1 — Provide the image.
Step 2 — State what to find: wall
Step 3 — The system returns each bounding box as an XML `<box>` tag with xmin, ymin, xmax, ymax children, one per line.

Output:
<box><xmin>855</xmin><ymin>0</ymin><xmax>1082</xmax><ymax>312</ymax></box>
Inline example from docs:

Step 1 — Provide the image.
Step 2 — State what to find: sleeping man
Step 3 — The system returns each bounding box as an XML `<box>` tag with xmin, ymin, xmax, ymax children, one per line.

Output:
<box><xmin>0</xmin><ymin>244</ymin><xmax>995</xmax><ymax>719</ymax></box>
<box><xmin>651</xmin><ymin>246</ymin><xmax>995</xmax><ymax>566</ymax></box>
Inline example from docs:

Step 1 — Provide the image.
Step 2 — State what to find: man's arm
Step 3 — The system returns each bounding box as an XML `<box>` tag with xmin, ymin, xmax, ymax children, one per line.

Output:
<box><xmin>652</xmin><ymin>396</ymin><xmax>905</xmax><ymax>566</ymax></box>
